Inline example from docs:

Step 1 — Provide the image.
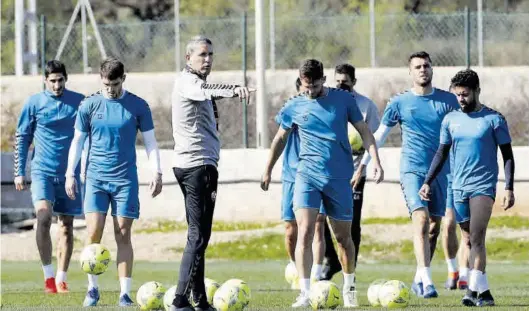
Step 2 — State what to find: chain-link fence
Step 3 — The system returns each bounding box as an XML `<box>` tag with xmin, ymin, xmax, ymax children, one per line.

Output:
<box><xmin>2</xmin><ymin>12</ymin><xmax>529</xmax><ymax>75</ymax></box>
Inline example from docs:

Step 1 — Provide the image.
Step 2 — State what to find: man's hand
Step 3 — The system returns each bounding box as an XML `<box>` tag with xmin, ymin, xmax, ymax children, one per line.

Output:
<box><xmin>502</xmin><ymin>190</ymin><xmax>515</xmax><ymax>210</ymax></box>
<box><xmin>65</xmin><ymin>175</ymin><xmax>77</xmax><ymax>200</ymax></box>
<box><xmin>373</xmin><ymin>163</ymin><xmax>384</xmax><ymax>184</ymax></box>
<box><xmin>149</xmin><ymin>173</ymin><xmax>163</xmax><ymax>198</ymax></box>
<box><xmin>234</xmin><ymin>87</ymin><xmax>256</xmax><ymax>103</ymax></box>
<box><xmin>14</xmin><ymin>176</ymin><xmax>26</xmax><ymax>191</ymax></box>
<box><xmin>418</xmin><ymin>184</ymin><xmax>431</xmax><ymax>201</ymax></box>
<box><xmin>261</xmin><ymin>172</ymin><xmax>271</xmax><ymax>191</ymax></box>
<box><xmin>351</xmin><ymin>167</ymin><xmax>363</xmax><ymax>190</ymax></box>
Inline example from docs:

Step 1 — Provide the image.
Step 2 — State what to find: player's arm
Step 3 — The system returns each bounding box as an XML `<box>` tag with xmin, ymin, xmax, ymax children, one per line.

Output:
<box><xmin>80</xmin><ymin>139</ymin><xmax>89</xmax><ymax>183</ymax></box>
<box><xmin>261</xmin><ymin>125</ymin><xmax>292</xmax><ymax>191</ymax></box>
<box><xmin>65</xmin><ymin>129</ymin><xmax>88</xmax><ymax>200</ymax></box>
<box><xmin>178</xmin><ymin>77</ymin><xmax>254</xmax><ymax>102</ymax></box>
<box><xmin>14</xmin><ymin>100</ymin><xmax>36</xmax><ymax>190</ymax></box>
<box><xmin>352</xmin><ymin>120</ymin><xmax>384</xmax><ymax>185</ymax></box>
<box><xmin>141</xmin><ymin>129</ymin><xmax>163</xmax><ymax>198</ymax></box>
<box><xmin>499</xmin><ymin>143</ymin><xmax>515</xmax><ymax>209</ymax></box>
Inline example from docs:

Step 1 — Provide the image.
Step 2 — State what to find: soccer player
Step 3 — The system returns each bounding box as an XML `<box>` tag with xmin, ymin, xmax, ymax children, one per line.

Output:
<box><xmin>320</xmin><ymin>63</ymin><xmax>381</xmax><ymax>281</ymax></box>
<box><xmin>169</xmin><ymin>36</ymin><xmax>254</xmax><ymax>311</ymax></box>
<box><xmin>65</xmin><ymin>57</ymin><xmax>163</xmax><ymax>307</ymax></box>
<box><xmin>14</xmin><ymin>60</ymin><xmax>84</xmax><ymax>294</ymax></box>
<box><xmin>356</xmin><ymin>51</ymin><xmax>459</xmax><ymax>298</ymax></box>
<box><xmin>419</xmin><ymin>69</ymin><xmax>515</xmax><ymax>307</ymax></box>
<box><xmin>261</xmin><ymin>59</ymin><xmax>384</xmax><ymax>308</ymax></box>
<box><xmin>280</xmin><ymin>78</ymin><xmax>326</xmax><ymax>286</ymax></box>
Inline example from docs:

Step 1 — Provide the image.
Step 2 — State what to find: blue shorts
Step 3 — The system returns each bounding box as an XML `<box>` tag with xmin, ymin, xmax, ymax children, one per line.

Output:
<box><xmin>293</xmin><ymin>174</ymin><xmax>352</xmax><ymax>221</ymax></box>
<box><xmin>453</xmin><ymin>187</ymin><xmax>496</xmax><ymax>224</ymax></box>
<box><xmin>282</xmin><ymin>181</ymin><xmax>325</xmax><ymax>221</ymax></box>
<box><xmin>30</xmin><ymin>174</ymin><xmax>82</xmax><ymax>216</ymax></box>
<box><xmin>446</xmin><ymin>178</ymin><xmax>454</xmax><ymax>210</ymax></box>
<box><xmin>84</xmin><ymin>178</ymin><xmax>140</xmax><ymax>219</ymax></box>
<box><xmin>400</xmin><ymin>172</ymin><xmax>447</xmax><ymax>217</ymax></box>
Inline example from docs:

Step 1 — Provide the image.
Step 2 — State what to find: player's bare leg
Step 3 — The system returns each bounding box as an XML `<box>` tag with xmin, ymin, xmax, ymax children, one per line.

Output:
<box><xmin>284</xmin><ymin>220</ymin><xmax>298</xmax><ymax>289</ymax></box>
<box><xmin>328</xmin><ymin>218</ymin><xmax>357</xmax><ymax>307</ymax></box>
<box><xmin>469</xmin><ymin>196</ymin><xmax>495</xmax><ymax>306</ymax></box>
<box><xmin>55</xmin><ymin>215</ymin><xmax>74</xmax><ymax>293</ymax></box>
<box><xmin>311</xmin><ymin>213</ymin><xmax>326</xmax><ymax>282</ymax></box>
<box><xmin>292</xmin><ymin>208</ymin><xmax>318</xmax><ymax>307</ymax></box>
<box><xmin>83</xmin><ymin>212</ymin><xmax>106</xmax><ymax>307</ymax></box>
<box><xmin>442</xmin><ymin>209</ymin><xmax>460</xmax><ymax>290</ymax></box>
<box><xmin>428</xmin><ymin>215</ymin><xmax>441</xmax><ymax>260</ymax></box>
<box><xmin>114</xmin><ymin>216</ymin><xmax>135</xmax><ymax>306</ymax></box>
<box><xmin>35</xmin><ymin>200</ymin><xmax>56</xmax><ymax>293</ymax></box>
<box><xmin>411</xmin><ymin>208</ymin><xmax>437</xmax><ymax>298</ymax></box>
<box><xmin>458</xmin><ymin>221</ymin><xmax>471</xmax><ymax>290</ymax></box>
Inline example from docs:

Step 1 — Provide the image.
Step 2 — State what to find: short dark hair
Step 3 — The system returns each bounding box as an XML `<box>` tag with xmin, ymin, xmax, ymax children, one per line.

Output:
<box><xmin>450</xmin><ymin>69</ymin><xmax>480</xmax><ymax>91</ymax></box>
<box><xmin>299</xmin><ymin>59</ymin><xmax>324</xmax><ymax>81</ymax></box>
<box><xmin>335</xmin><ymin>63</ymin><xmax>355</xmax><ymax>81</ymax></box>
<box><xmin>408</xmin><ymin>51</ymin><xmax>432</xmax><ymax>65</ymax></box>
<box><xmin>100</xmin><ymin>57</ymin><xmax>125</xmax><ymax>80</ymax></box>
<box><xmin>45</xmin><ymin>60</ymin><xmax>67</xmax><ymax>79</ymax></box>
<box><xmin>295</xmin><ymin>77</ymin><xmax>301</xmax><ymax>91</ymax></box>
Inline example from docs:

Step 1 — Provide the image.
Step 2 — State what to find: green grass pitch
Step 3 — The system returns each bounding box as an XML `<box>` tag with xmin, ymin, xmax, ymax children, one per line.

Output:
<box><xmin>2</xmin><ymin>260</ymin><xmax>529</xmax><ymax>310</ymax></box>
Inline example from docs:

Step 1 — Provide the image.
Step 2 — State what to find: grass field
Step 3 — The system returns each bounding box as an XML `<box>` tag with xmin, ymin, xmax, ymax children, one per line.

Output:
<box><xmin>2</xmin><ymin>260</ymin><xmax>529</xmax><ymax>310</ymax></box>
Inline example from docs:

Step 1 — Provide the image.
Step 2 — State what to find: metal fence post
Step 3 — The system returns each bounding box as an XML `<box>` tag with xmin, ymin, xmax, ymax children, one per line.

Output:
<box><xmin>242</xmin><ymin>12</ymin><xmax>248</xmax><ymax>148</ymax></box>
<box><xmin>369</xmin><ymin>0</ymin><xmax>376</xmax><ymax>67</ymax></box>
<box><xmin>40</xmin><ymin>15</ymin><xmax>47</xmax><ymax>90</ymax></box>
<box><xmin>465</xmin><ymin>7</ymin><xmax>471</xmax><ymax>68</ymax></box>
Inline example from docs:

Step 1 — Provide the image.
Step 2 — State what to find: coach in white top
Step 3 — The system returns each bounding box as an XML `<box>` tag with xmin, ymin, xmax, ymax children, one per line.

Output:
<box><xmin>321</xmin><ymin>64</ymin><xmax>381</xmax><ymax>281</ymax></box>
<box><xmin>169</xmin><ymin>36</ymin><xmax>253</xmax><ymax>311</ymax></box>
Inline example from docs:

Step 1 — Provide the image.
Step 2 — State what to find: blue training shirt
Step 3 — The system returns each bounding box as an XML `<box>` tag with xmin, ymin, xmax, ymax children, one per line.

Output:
<box><xmin>275</xmin><ymin>110</ymin><xmax>300</xmax><ymax>183</ymax></box>
<box><xmin>75</xmin><ymin>91</ymin><xmax>154</xmax><ymax>181</ymax></box>
<box><xmin>441</xmin><ymin>106</ymin><xmax>511</xmax><ymax>192</ymax></box>
<box><xmin>14</xmin><ymin>89</ymin><xmax>85</xmax><ymax>177</ymax></box>
<box><xmin>381</xmin><ymin>88</ymin><xmax>459</xmax><ymax>175</ymax></box>
<box><xmin>278</xmin><ymin>88</ymin><xmax>363</xmax><ymax>180</ymax></box>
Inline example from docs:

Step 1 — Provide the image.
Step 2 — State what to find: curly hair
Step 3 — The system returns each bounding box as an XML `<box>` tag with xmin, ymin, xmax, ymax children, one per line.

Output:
<box><xmin>450</xmin><ymin>69</ymin><xmax>480</xmax><ymax>90</ymax></box>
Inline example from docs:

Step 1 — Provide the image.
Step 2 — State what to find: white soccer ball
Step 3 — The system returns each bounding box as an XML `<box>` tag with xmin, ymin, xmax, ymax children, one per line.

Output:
<box><xmin>309</xmin><ymin>280</ymin><xmax>342</xmax><ymax>310</ymax></box>
<box><xmin>79</xmin><ymin>243</ymin><xmax>111</xmax><ymax>275</ymax></box>
<box><xmin>285</xmin><ymin>262</ymin><xmax>299</xmax><ymax>287</ymax></box>
<box><xmin>378</xmin><ymin>280</ymin><xmax>410</xmax><ymax>309</ymax></box>
<box><xmin>136</xmin><ymin>281</ymin><xmax>166</xmax><ymax>311</ymax></box>
<box><xmin>367</xmin><ymin>279</ymin><xmax>387</xmax><ymax>307</ymax></box>
<box><xmin>213</xmin><ymin>282</ymin><xmax>249</xmax><ymax>311</ymax></box>
<box><xmin>163</xmin><ymin>285</ymin><xmax>177</xmax><ymax>311</ymax></box>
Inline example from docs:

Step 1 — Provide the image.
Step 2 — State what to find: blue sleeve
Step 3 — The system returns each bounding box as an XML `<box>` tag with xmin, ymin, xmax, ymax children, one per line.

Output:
<box><xmin>381</xmin><ymin>98</ymin><xmax>400</xmax><ymax>127</ymax></box>
<box><xmin>75</xmin><ymin>100</ymin><xmax>91</xmax><ymax>133</ymax></box>
<box><xmin>278</xmin><ymin>103</ymin><xmax>293</xmax><ymax>130</ymax></box>
<box><xmin>138</xmin><ymin>100</ymin><xmax>155</xmax><ymax>132</ymax></box>
<box><xmin>447</xmin><ymin>93</ymin><xmax>460</xmax><ymax>112</ymax></box>
<box><xmin>14</xmin><ymin>98</ymin><xmax>36</xmax><ymax>176</ymax></box>
<box><xmin>347</xmin><ymin>97</ymin><xmax>363</xmax><ymax>124</ymax></box>
<box><xmin>493</xmin><ymin>114</ymin><xmax>512</xmax><ymax>145</ymax></box>
<box><xmin>440</xmin><ymin>117</ymin><xmax>452</xmax><ymax>144</ymax></box>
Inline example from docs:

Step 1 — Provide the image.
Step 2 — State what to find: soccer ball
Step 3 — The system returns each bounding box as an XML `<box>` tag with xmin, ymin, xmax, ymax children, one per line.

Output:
<box><xmin>223</xmin><ymin>279</ymin><xmax>251</xmax><ymax>301</ymax></box>
<box><xmin>213</xmin><ymin>283</ymin><xmax>249</xmax><ymax>311</ymax></box>
<box><xmin>189</xmin><ymin>278</ymin><xmax>221</xmax><ymax>306</ymax></box>
<box><xmin>136</xmin><ymin>281</ymin><xmax>166</xmax><ymax>311</ymax></box>
<box><xmin>79</xmin><ymin>243</ymin><xmax>111</xmax><ymax>275</ymax></box>
<box><xmin>163</xmin><ymin>285</ymin><xmax>177</xmax><ymax>311</ymax></box>
<box><xmin>367</xmin><ymin>279</ymin><xmax>387</xmax><ymax>307</ymax></box>
<box><xmin>285</xmin><ymin>262</ymin><xmax>299</xmax><ymax>287</ymax></box>
<box><xmin>348</xmin><ymin>128</ymin><xmax>364</xmax><ymax>152</ymax></box>
<box><xmin>309</xmin><ymin>280</ymin><xmax>342</xmax><ymax>310</ymax></box>
<box><xmin>378</xmin><ymin>280</ymin><xmax>410</xmax><ymax>309</ymax></box>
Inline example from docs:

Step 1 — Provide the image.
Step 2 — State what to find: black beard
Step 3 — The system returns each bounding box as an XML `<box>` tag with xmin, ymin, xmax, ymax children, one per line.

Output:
<box><xmin>337</xmin><ymin>83</ymin><xmax>351</xmax><ymax>91</ymax></box>
<box><xmin>461</xmin><ymin>101</ymin><xmax>477</xmax><ymax>113</ymax></box>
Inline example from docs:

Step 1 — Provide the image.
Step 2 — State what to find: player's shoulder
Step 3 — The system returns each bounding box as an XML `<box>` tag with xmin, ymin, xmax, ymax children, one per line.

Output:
<box><xmin>386</xmin><ymin>90</ymin><xmax>410</xmax><ymax>106</ymax></box>
<box><xmin>433</xmin><ymin>88</ymin><xmax>458</xmax><ymax>102</ymax></box>
<box><xmin>481</xmin><ymin>105</ymin><xmax>506</xmax><ymax>122</ymax></box>
<box><xmin>284</xmin><ymin>92</ymin><xmax>307</xmax><ymax>106</ymax></box>
<box><xmin>79</xmin><ymin>91</ymin><xmax>103</xmax><ymax>107</ymax></box>
<box><xmin>328</xmin><ymin>87</ymin><xmax>355</xmax><ymax>98</ymax></box>
<box><xmin>26</xmin><ymin>92</ymin><xmax>45</xmax><ymax>105</ymax></box>
<box><xmin>64</xmin><ymin>89</ymin><xmax>85</xmax><ymax>100</ymax></box>
<box><xmin>125</xmin><ymin>91</ymin><xmax>148</xmax><ymax>105</ymax></box>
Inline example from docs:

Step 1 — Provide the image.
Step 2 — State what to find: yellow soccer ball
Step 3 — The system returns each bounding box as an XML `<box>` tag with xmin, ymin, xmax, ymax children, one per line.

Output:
<box><xmin>367</xmin><ymin>279</ymin><xmax>387</xmax><ymax>307</ymax></box>
<box><xmin>136</xmin><ymin>281</ymin><xmax>166</xmax><ymax>311</ymax></box>
<box><xmin>378</xmin><ymin>280</ymin><xmax>410</xmax><ymax>309</ymax></box>
<box><xmin>285</xmin><ymin>262</ymin><xmax>299</xmax><ymax>288</ymax></box>
<box><xmin>348</xmin><ymin>128</ymin><xmax>364</xmax><ymax>152</ymax></box>
<box><xmin>213</xmin><ymin>283</ymin><xmax>249</xmax><ymax>311</ymax></box>
<box><xmin>309</xmin><ymin>280</ymin><xmax>342</xmax><ymax>310</ymax></box>
<box><xmin>80</xmin><ymin>244</ymin><xmax>111</xmax><ymax>275</ymax></box>
<box><xmin>189</xmin><ymin>278</ymin><xmax>221</xmax><ymax>306</ymax></box>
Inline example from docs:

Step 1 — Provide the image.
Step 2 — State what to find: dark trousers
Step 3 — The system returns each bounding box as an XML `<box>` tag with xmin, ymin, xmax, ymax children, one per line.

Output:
<box><xmin>324</xmin><ymin>176</ymin><xmax>366</xmax><ymax>272</ymax></box>
<box><xmin>172</xmin><ymin>165</ymin><xmax>218</xmax><ymax>308</ymax></box>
